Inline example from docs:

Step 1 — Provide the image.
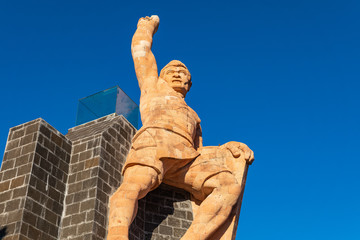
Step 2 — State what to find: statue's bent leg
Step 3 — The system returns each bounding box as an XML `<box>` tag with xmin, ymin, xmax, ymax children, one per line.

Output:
<box><xmin>107</xmin><ymin>165</ymin><xmax>159</xmax><ymax>240</ymax></box>
<box><xmin>181</xmin><ymin>172</ymin><xmax>241</xmax><ymax>240</ymax></box>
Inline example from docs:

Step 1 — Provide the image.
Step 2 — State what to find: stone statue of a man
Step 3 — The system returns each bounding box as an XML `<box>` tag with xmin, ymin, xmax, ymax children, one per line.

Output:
<box><xmin>108</xmin><ymin>15</ymin><xmax>254</xmax><ymax>240</ymax></box>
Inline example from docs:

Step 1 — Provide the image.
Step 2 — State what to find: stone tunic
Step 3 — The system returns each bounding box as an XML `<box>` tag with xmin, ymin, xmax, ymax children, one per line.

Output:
<box><xmin>140</xmin><ymin>91</ymin><xmax>200</xmax><ymax>145</ymax></box>
<box><xmin>123</xmin><ymin>85</ymin><xmax>202</xmax><ymax>175</ymax></box>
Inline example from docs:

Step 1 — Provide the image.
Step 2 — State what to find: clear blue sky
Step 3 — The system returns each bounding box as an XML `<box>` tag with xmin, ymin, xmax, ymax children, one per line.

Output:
<box><xmin>1</xmin><ymin>0</ymin><xmax>359</xmax><ymax>239</ymax></box>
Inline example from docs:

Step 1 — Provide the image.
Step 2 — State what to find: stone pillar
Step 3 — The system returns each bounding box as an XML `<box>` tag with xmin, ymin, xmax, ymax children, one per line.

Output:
<box><xmin>0</xmin><ymin>119</ymin><xmax>71</xmax><ymax>240</ymax></box>
<box><xmin>0</xmin><ymin>114</ymin><xmax>200</xmax><ymax>240</ymax></box>
<box><xmin>58</xmin><ymin>114</ymin><xmax>136</xmax><ymax>240</ymax></box>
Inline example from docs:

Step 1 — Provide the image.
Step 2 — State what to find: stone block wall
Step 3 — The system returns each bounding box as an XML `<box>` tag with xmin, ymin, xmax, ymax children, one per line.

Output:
<box><xmin>0</xmin><ymin>118</ymin><xmax>71</xmax><ymax>240</ymax></box>
<box><xmin>130</xmin><ymin>184</ymin><xmax>193</xmax><ymax>240</ymax></box>
<box><xmin>59</xmin><ymin>114</ymin><xmax>136</xmax><ymax>240</ymax></box>
<box><xmin>0</xmin><ymin>114</ymin><xmax>195</xmax><ymax>240</ymax></box>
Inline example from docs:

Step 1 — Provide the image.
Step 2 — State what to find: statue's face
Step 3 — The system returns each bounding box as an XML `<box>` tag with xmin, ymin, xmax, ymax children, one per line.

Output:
<box><xmin>163</xmin><ymin>66</ymin><xmax>191</xmax><ymax>96</ymax></box>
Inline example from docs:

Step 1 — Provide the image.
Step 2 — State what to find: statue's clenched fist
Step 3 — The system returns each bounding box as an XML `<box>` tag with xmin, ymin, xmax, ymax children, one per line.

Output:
<box><xmin>221</xmin><ymin>141</ymin><xmax>255</xmax><ymax>164</ymax></box>
<box><xmin>137</xmin><ymin>15</ymin><xmax>160</xmax><ymax>34</ymax></box>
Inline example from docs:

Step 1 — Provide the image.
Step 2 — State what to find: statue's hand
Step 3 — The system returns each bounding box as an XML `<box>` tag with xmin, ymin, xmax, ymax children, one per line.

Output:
<box><xmin>221</xmin><ymin>141</ymin><xmax>254</xmax><ymax>164</ymax></box>
<box><xmin>137</xmin><ymin>15</ymin><xmax>160</xmax><ymax>35</ymax></box>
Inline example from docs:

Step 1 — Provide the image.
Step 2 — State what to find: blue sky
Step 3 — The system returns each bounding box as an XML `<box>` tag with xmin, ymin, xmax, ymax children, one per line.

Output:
<box><xmin>0</xmin><ymin>0</ymin><xmax>359</xmax><ymax>239</ymax></box>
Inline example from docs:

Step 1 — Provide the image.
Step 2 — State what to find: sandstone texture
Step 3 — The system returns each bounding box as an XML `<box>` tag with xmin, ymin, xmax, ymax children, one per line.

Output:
<box><xmin>107</xmin><ymin>15</ymin><xmax>254</xmax><ymax>240</ymax></box>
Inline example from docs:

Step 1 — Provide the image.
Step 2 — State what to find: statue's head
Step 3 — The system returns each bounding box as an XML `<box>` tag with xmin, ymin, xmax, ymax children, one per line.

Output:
<box><xmin>160</xmin><ymin>60</ymin><xmax>192</xmax><ymax>97</ymax></box>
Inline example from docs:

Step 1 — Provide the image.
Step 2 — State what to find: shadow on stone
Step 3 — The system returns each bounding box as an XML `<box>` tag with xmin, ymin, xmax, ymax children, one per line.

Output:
<box><xmin>129</xmin><ymin>184</ymin><xmax>193</xmax><ymax>240</ymax></box>
<box><xmin>0</xmin><ymin>227</ymin><xmax>7</xmax><ymax>240</ymax></box>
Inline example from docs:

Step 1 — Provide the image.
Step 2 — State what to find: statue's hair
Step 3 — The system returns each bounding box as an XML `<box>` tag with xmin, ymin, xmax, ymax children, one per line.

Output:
<box><xmin>160</xmin><ymin>60</ymin><xmax>192</xmax><ymax>90</ymax></box>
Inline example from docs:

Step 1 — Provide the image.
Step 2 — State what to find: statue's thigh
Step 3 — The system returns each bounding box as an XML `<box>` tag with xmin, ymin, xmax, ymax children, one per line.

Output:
<box><xmin>123</xmin><ymin>165</ymin><xmax>159</xmax><ymax>187</ymax></box>
<box><xmin>123</xmin><ymin>147</ymin><xmax>165</xmax><ymax>192</ymax></box>
<box><xmin>164</xmin><ymin>149</ymin><xmax>231</xmax><ymax>201</ymax></box>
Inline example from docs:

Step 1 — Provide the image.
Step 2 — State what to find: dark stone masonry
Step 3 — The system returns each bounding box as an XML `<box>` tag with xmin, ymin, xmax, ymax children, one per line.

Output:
<box><xmin>0</xmin><ymin>114</ymin><xmax>194</xmax><ymax>240</ymax></box>
<box><xmin>0</xmin><ymin>118</ymin><xmax>72</xmax><ymax>240</ymax></box>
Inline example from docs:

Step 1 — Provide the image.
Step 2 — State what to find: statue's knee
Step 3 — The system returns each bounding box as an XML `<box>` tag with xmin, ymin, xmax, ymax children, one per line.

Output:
<box><xmin>203</xmin><ymin>172</ymin><xmax>239</xmax><ymax>195</ymax></box>
<box><xmin>228</xmin><ymin>182</ymin><xmax>242</xmax><ymax>199</ymax></box>
<box><xmin>215</xmin><ymin>172</ymin><xmax>242</xmax><ymax>197</ymax></box>
<box><xmin>109</xmin><ymin>188</ymin><xmax>123</xmax><ymax>206</ymax></box>
<box><xmin>110</xmin><ymin>165</ymin><xmax>159</xmax><ymax>203</ymax></box>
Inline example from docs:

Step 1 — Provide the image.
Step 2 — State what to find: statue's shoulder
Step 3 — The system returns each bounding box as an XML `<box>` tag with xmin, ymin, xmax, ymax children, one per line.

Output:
<box><xmin>141</xmin><ymin>80</ymin><xmax>174</xmax><ymax>97</ymax></box>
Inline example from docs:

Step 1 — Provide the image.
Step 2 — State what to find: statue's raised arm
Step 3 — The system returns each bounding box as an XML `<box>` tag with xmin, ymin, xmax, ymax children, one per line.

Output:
<box><xmin>131</xmin><ymin>15</ymin><xmax>160</xmax><ymax>90</ymax></box>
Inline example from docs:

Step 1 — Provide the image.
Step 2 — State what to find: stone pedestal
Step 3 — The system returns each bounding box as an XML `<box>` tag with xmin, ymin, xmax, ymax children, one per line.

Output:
<box><xmin>0</xmin><ymin>118</ymin><xmax>71</xmax><ymax>240</ymax></box>
<box><xmin>0</xmin><ymin>114</ymin><xmax>198</xmax><ymax>240</ymax></box>
<box><xmin>59</xmin><ymin>114</ymin><xmax>135</xmax><ymax>239</ymax></box>
<box><xmin>130</xmin><ymin>184</ymin><xmax>193</xmax><ymax>240</ymax></box>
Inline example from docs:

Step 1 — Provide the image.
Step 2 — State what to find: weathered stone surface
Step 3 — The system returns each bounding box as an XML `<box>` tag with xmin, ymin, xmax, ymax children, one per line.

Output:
<box><xmin>0</xmin><ymin>114</ymin><xmax>204</xmax><ymax>239</ymax></box>
<box><xmin>128</xmin><ymin>184</ymin><xmax>193</xmax><ymax>240</ymax></box>
<box><xmin>0</xmin><ymin>119</ymin><xmax>71</xmax><ymax>240</ymax></box>
<box><xmin>59</xmin><ymin>114</ymin><xmax>135</xmax><ymax>240</ymax></box>
<box><xmin>108</xmin><ymin>15</ymin><xmax>254</xmax><ymax>240</ymax></box>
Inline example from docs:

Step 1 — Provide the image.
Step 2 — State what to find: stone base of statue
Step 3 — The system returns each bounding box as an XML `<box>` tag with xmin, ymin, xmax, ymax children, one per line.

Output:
<box><xmin>0</xmin><ymin>114</ymin><xmax>248</xmax><ymax>239</ymax></box>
